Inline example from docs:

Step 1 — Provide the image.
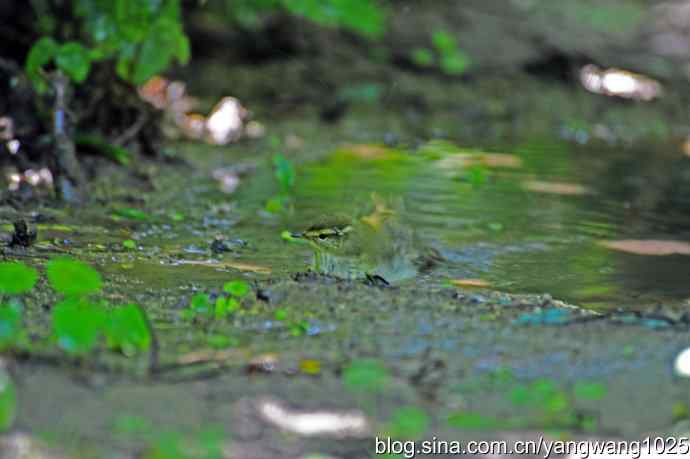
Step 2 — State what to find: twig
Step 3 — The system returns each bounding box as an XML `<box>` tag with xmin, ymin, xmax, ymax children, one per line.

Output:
<box><xmin>52</xmin><ymin>71</ymin><xmax>85</xmax><ymax>202</ymax></box>
<box><xmin>113</xmin><ymin>111</ymin><xmax>148</xmax><ymax>147</ymax></box>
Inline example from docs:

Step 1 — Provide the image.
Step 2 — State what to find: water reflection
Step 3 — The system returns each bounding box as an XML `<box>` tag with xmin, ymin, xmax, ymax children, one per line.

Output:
<box><xmin>269</xmin><ymin>138</ymin><xmax>690</xmax><ymax>310</ymax></box>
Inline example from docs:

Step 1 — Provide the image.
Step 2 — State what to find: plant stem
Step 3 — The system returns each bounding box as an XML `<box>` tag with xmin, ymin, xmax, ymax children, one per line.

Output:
<box><xmin>52</xmin><ymin>71</ymin><xmax>85</xmax><ymax>202</ymax></box>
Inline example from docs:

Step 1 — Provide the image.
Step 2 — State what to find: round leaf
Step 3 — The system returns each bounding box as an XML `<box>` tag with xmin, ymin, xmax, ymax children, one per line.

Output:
<box><xmin>223</xmin><ymin>280</ymin><xmax>249</xmax><ymax>297</ymax></box>
<box><xmin>105</xmin><ymin>304</ymin><xmax>151</xmax><ymax>356</ymax></box>
<box><xmin>25</xmin><ymin>36</ymin><xmax>58</xmax><ymax>92</ymax></box>
<box><xmin>46</xmin><ymin>257</ymin><xmax>102</xmax><ymax>296</ymax></box>
<box><xmin>53</xmin><ymin>298</ymin><xmax>105</xmax><ymax>355</ymax></box>
<box><xmin>0</xmin><ymin>262</ymin><xmax>38</xmax><ymax>294</ymax></box>
<box><xmin>56</xmin><ymin>42</ymin><xmax>92</xmax><ymax>82</ymax></box>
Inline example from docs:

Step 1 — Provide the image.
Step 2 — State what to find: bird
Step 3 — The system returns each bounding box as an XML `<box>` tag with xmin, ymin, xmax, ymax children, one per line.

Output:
<box><xmin>284</xmin><ymin>194</ymin><xmax>441</xmax><ymax>283</ymax></box>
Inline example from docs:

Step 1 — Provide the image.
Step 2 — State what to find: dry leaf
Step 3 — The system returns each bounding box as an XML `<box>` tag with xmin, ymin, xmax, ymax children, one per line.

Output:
<box><xmin>522</xmin><ymin>180</ymin><xmax>591</xmax><ymax>196</ymax></box>
<box><xmin>175</xmin><ymin>259</ymin><xmax>271</xmax><ymax>274</ymax></box>
<box><xmin>178</xmin><ymin>348</ymin><xmax>242</xmax><ymax>365</ymax></box>
<box><xmin>599</xmin><ymin>239</ymin><xmax>690</xmax><ymax>256</ymax></box>
<box><xmin>479</xmin><ymin>153</ymin><xmax>523</xmax><ymax>168</ymax></box>
<box><xmin>450</xmin><ymin>278</ymin><xmax>491</xmax><ymax>288</ymax></box>
<box><xmin>580</xmin><ymin>64</ymin><xmax>662</xmax><ymax>101</ymax></box>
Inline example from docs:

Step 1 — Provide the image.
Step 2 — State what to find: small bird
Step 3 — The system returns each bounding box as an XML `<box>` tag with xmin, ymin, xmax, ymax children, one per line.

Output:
<box><xmin>284</xmin><ymin>195</ymin><xmax>440</xmax><ymax>283</ymax></box>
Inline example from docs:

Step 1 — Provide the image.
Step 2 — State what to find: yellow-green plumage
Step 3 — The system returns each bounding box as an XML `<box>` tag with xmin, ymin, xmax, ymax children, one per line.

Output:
<box><xmin>289</xmin><ymin>205</ymin><xmax>436</xmax><ymax>282</ymax></box>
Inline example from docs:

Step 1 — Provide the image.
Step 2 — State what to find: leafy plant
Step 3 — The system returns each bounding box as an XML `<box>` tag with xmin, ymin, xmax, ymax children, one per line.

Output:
<box><xmin>46</xmin><ymin>257</ymin><xmax>102</xmax><ymax>296</ymax></box>
<box><xmin>0</xmin><ymin>262</ymin><xmax>38</xmax><ymax>295</ymax></box>
<box><xmin>432</xmin><ymin>30</ymin><xmax>471</xmax><ymax>75</ymax></box>
<box><xmin>225</xmin><ymin>0</ymin><xmax>386</xmax><ymax>38</ymax></box>
<box><xmin>105</xmin><ymin>304</ymin><xmax>151</xmax><ymax>357</ymax></box>
<box><xmin>184</xmin><ymin>293</ymin><xmax>211</xmax><ymax>319</ymax></box>
<box><xmin>222</xmin><ymin>280</ymin><xmax>250</xmax><ymax>298</ymax></box>
<box><xmin>213</xmin><ymin>296</ymin><xmax>239</xmax><ymax>320</ymax></box>
<box><xmin>184</xmin><ymin>281</ymin><xmax>249</xmax><ymax>321</ymax></box>
<box><xmin>53</xmin><ymin>297</ymin><xmax>106</xmax><ymax>355</ymax></box>
<box><xmin>410</xmin><ymin>47</ymin><xmax>434</xmax><ymax>68</ymax></box>
<box><xmin>26</xmin><ymin>0</ymin><xmax>190</xmax><ymax>91</ymax></box>
<box><xmin>409</xmin><ymin>30</ymin><xmax>471</xmax><ymax>76</ymax></box>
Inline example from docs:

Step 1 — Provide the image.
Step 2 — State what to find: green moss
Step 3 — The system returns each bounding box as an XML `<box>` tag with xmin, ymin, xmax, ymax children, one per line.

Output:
<box><xmin>343</xmin><ymin>358</ymin><xmax>389</xmax><ymax>393</ymax></box>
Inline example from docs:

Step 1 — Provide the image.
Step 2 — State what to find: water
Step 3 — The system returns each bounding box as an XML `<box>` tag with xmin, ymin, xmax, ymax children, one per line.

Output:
<box><xmin>230</xmin><ymin>137</ymin><xmax>690</xmax><ymax>310</ymax></box>
<box><xmin>47</xmin><ymin>134</ymin><xmax>690</xmax><ymax>311</ymax></box>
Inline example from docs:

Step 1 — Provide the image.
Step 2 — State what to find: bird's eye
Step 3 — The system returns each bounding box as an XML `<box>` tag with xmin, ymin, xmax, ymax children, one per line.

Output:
<box><xmin>318</xmin><ymin>233</ymin><xmax>328</xmax><ymax>240</ymax></box>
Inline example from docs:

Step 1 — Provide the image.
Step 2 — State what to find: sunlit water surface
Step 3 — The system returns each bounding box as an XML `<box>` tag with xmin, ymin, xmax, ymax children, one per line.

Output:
<box><xmin>230</xmin><ymin>138</ymin><xmax>690</xmax><ymax>310</ymax></box>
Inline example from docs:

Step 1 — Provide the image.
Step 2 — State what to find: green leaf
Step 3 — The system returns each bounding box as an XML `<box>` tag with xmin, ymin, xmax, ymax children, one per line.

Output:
<box><xmin>56</xmin><ymin>42</ymin><xmax>92</xmax><ymax>82</ymax></box>
<box><xmin>342</xmin><ymin>358</ymin><xmax>389</xmax><ymax>393</ymax></box>
<box><xmin>0</xmin><ymin>262</ymin><xmax>38</xmax><ymax>294</ymax></box>
<box><xmin>0</xmin><ymin>303</ymin><xmax>23</xmax><ymax>349</ymax></box>
<box><xmin>0</xmin><ymin>367</ymin><xmax>16</xmax><ymax>433</ymax></box>
<box><xmin>105</xmin><ymin>304</ymin><xmax>151</xmax><ymax>356</ymax></box>
<box><xmin>113</xmin><ymin>207</ymin><xmax>149</xmax><ymax>221</ymax></box>
<box><xmin>132</xmin><ymin>17</ymin><xmax>188</xmax><ymax>84</ymax></box>
<box><xmin>175</xmin><ymin>34</ymin><xmax>190</xmax><ymax>64</ymax></box>
<box><xmin>116</xmin><ymin>44</ymin><xmax>137</xmax><ymax>81</ymax></box>
<box><xmin>411</xmin><ymin>47</ymin><xmax>434</xmax><ymax>67</ymax></box>
<box><xmin>289</xmin><ymin>319</ymin><xmax>309</xmax><ymax>336</ymax></box>
<box><xmin>123</xmin><ymin>239</ymin><xmax>137</xmax><ymax>250</ymax></box>
<box><xmin>53</xmin><ymin>297</ymin><xmax>106</xmax><ymax>355</ymax></box>
<box><xmin>387</xmin><ymin>406</ymin><xmax>429</xmax><ymax>439</ymax></box>
<box><xmin>440</xmin><ymin>51</ymin><xmax>471</xmax><ymax>76</ymax></box>
<box><xmin>432</xmin><ymin>30</ymin><xmax>456</xmax><ymax>53</ymax></box>
<box><xmin>214</xmin><ymin>297</ymin><xmax>239</xmax><ymax>319</ymax></box>
<box><xmin>25</xmin><ymin>36</ymin><xmax>58</xmax><ymax>92</ymax></box>
<box><xmin>282</xmin><ymin>0</ymin><xmax>385</xmax><ymax>38</ymax></box>
<box><xmin>223</xmin><ymin>280</ymin><xmax>250</xmax><ymax>297</ymax></box>
<box><xmin>190</xmin><ymin>293</ymin><xmax>211</xmax><ymax>315</ymax></box>
<box><xmin>75</xmin><ymin>134</ymin><xmax>131</xmax><ymax>165</ymax></box>
<box><xmin>273</xmin><ymin>308</ymin><xmax>288</xmax><ymax>321</ymax></box>
<box><xmin>47</xmin><ymin>257</ymin><xmax>102</xmax><ymax>296</ymax></box>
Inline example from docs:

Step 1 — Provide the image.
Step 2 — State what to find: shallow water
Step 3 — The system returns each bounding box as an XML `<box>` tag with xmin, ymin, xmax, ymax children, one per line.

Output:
<box><xmin>216</xmin><ymin>136</ymin><xmax>690</xmax><ymax>311</ymax></box>
<box><xmin>8</xmin><ymin>127</ymin><xmax>690</xmax><ymax>456</ymax></box>
<box><xmin>40</xmin><ymin>132</ymin><xmax>690</xmax><ymax>311</ymax></box>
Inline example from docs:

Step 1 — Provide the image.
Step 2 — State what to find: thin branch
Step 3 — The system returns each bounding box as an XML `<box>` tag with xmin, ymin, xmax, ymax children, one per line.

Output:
<box><xmin>113</xmin><ymin>111</ymin><xmax>148</xmax><ymax>146</ymax></box>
